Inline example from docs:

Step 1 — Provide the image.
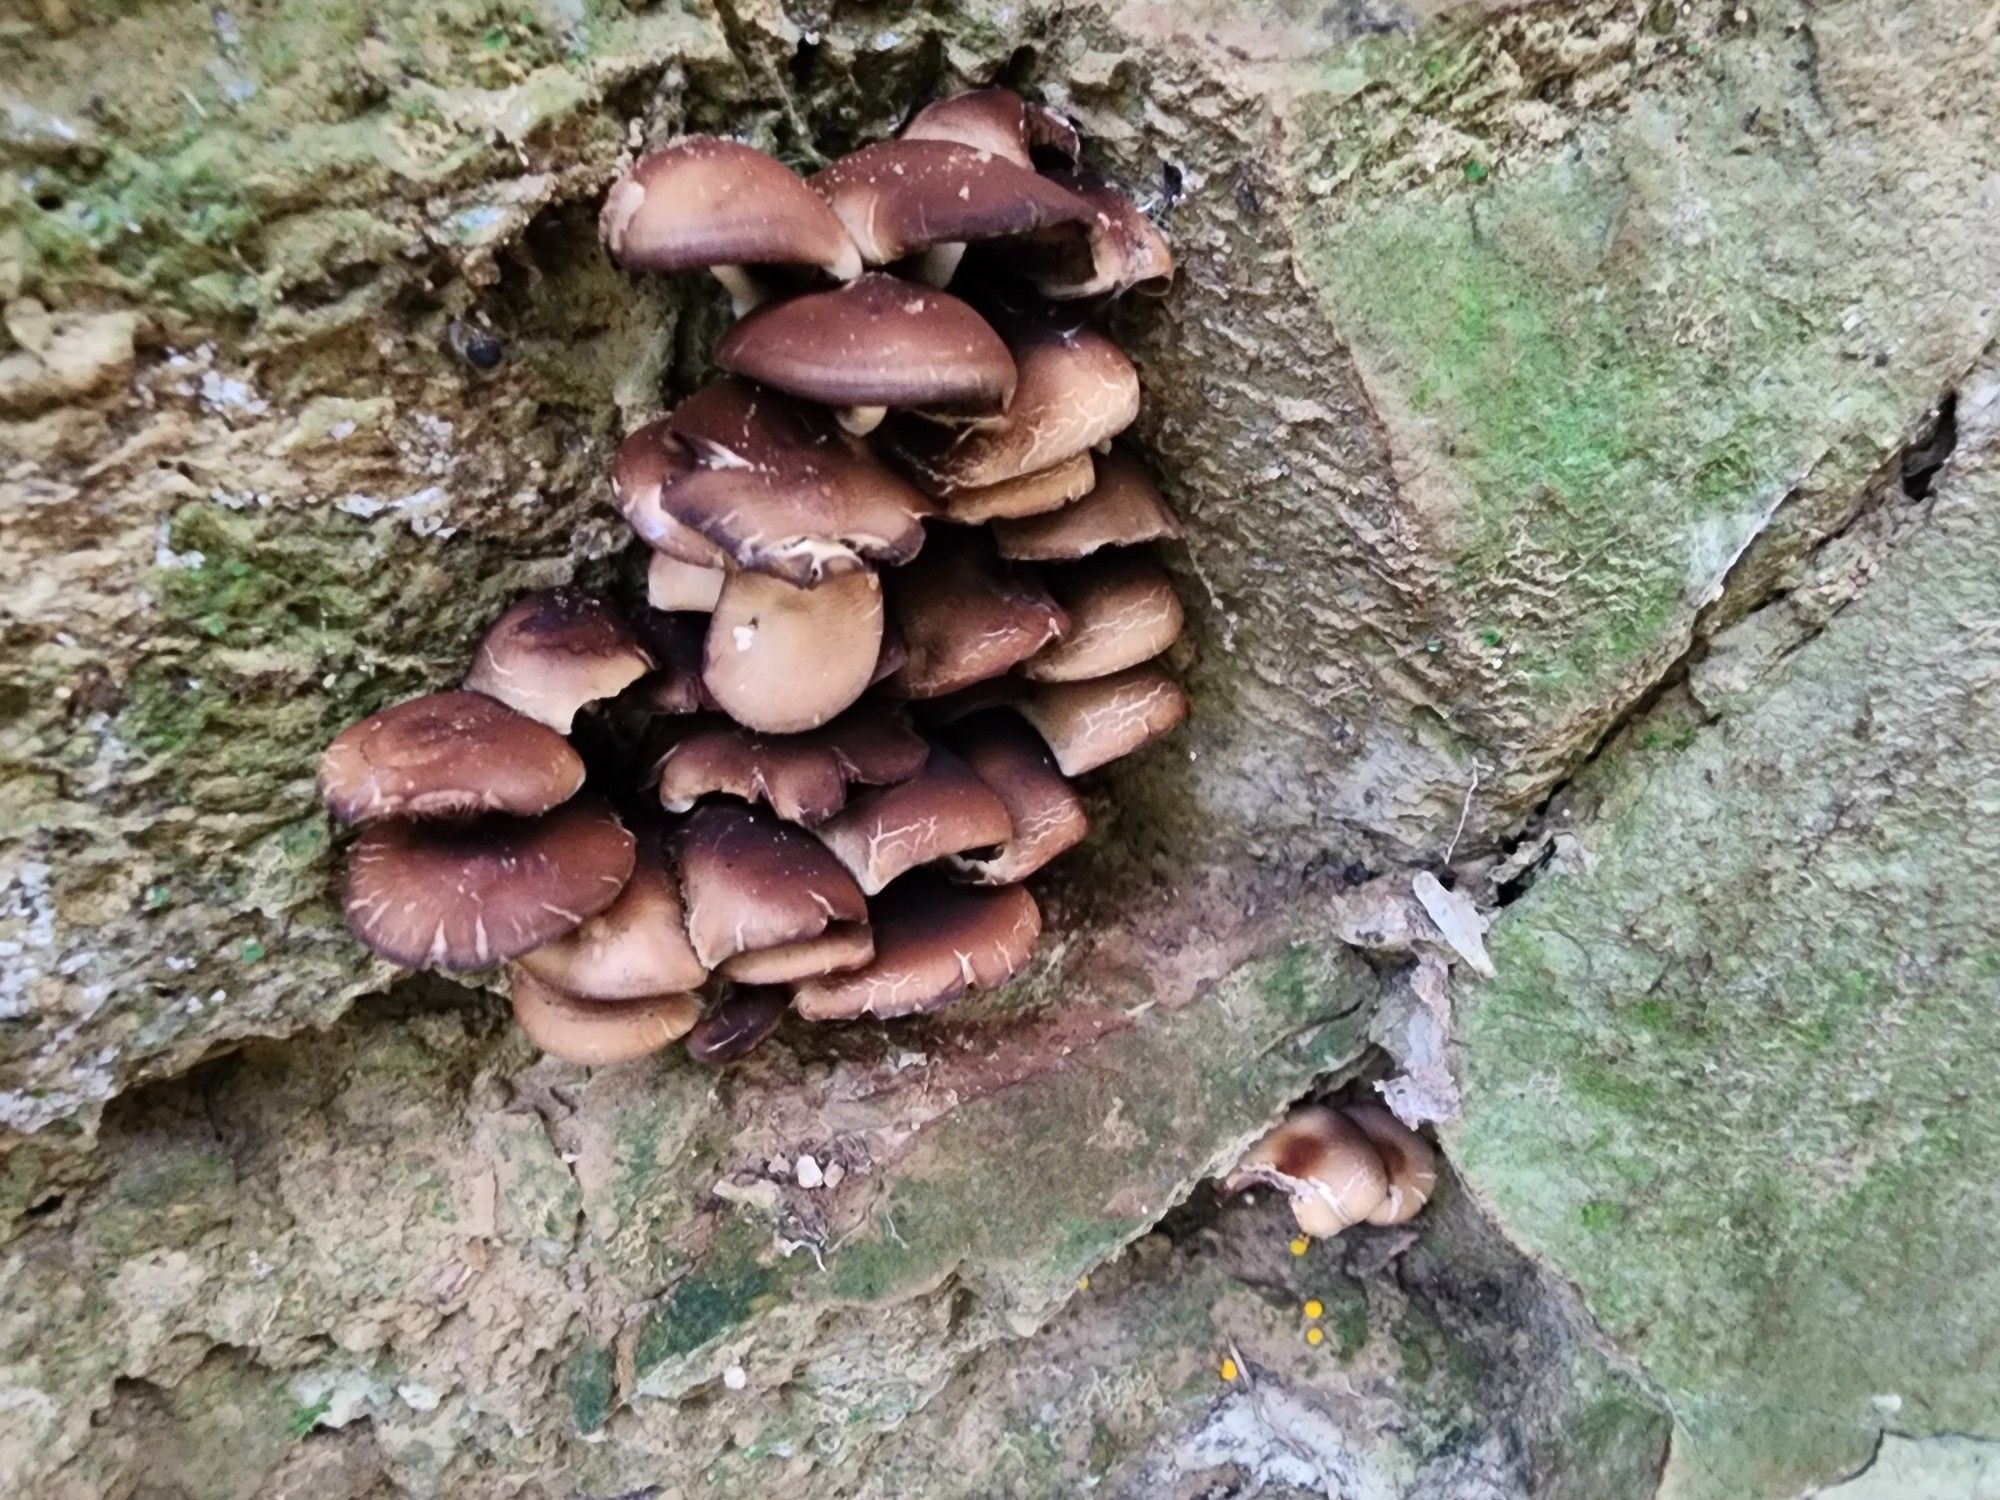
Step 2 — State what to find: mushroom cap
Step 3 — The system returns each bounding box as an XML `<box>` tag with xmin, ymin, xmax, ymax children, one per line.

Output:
<box><xmin>675</xmin><ymin>803</ymin><xmax>869</xmax><ymax>969</ymax></box>
<box><xmin>992</xmin><ymin>448</ymin><xmax>1183</xmax><ymax>560</ymax></box>
<box><xmin>715</xmin><ymin>275</ymin><xmax>1016</xmax><ymax>418</ymax></box>
<box><xmin>793</xmin><ymin>877</ymin><xmax>1041</xmax><ymax>1020</ymax></box>
<box><xmin>652</xmin><ymin>459</ymin><xmax>929</xmax><ymax>589</ymax></box>
<box><xmin>885</xmin><ymin>534</ymin><xmax>1067</xmax><ymax>699</ymax></box>
<box><xmin>652</xmin><ymin>709</ymin><xmax>928</xmax><ymax>825</ymax></box>
<box><xmin>647</xmin><ymin>551</ymin><xmax>726</xmax><ymax>613</ymax></box>
<box><xmin>515</xmin><ymin>835</ymin><xmax>708</xmax><ymax>1000</ymax></box>
<box><xmin>719</xmin><ymin>922</ymin><xmax>876</xmax><ymax>984</ymax></box>
<box><xmin>1226</xmin><ymin>1105</ymin><xmax>1390</xmax><ymax>1238</ymax></box>
<box><xmin>342</xmin><ymin>800</ymin><xmax>636</xmax><ymax>972</ymax></box>
<box><xmin>685</xmin><ymin>986</ymin><xmax>791</xmax><ymax>1066</ymax></box>
<box><xmin>317</xmin><ymin>690</ymin><xmax>584</xmax><ymax>825</ymax></box>
<box><xmin>509</xmin><ymin>966</ymin><xmax>701</xmax><ymax>1066</ymax></box>
<box><xmin>464</xmin><ymin>589</ymin><xmax>653</xmax><ymax>735</ymax></box>
<box><xmin>902</xmin><ymin>87</ymin><xmax>1036</xmax><ymax>167</ymax></box>
<box><xmin>1018</xmin><ymin>665</ymin><xmax>1189</xmax><ymax>776</ymax></box>
<box><xmin>885</xmin><ymin>319</ymin><xmax>1140</xmax><ymax>493</ymax></box>
<box><xmin>810</xmin><ymin>139</ymin><xmax>1093</xmax><ymax>267</ymax></box>
<box><xmin>943</xmin><ymin>715</ymin><xmax>1088</xmax><ymax>885</ymax></box>
<box><xmin>1343</xmin><ymin>1103</ymin><xmax>1440</xmax><ymax>1226</ymax></box>
<box><xmin>1025</xmin><ymin>173</ymin><xmax>1175</xmax><ymax>300</ymax></box>
<box><xmin>813</xmin><ymin>746</ymin><xmax>1015</xmax><ymax>895</ymax></box>
<box><xmin>938</xmin><ymin>451</ymin><xmax>1095</xmax><ymax>524</ymax></box>
<box><xmin>703</xmin><ymin>568</ymin><xmax>885</xmax><ymax>734</ymax></box>
<box><xmin>1020</xmin><ymin>555</ymin><xmax>1184</xmax><ymax>682</ymax></box>
<box><xmin>611</xmin><ymin>419</ymin><xmax>722</xmax><ymax>563</ymax></box>
<box><xmin>600</xmin><ymin>136</ymin><xmax>862</xmax><ymax>282</ymax></box>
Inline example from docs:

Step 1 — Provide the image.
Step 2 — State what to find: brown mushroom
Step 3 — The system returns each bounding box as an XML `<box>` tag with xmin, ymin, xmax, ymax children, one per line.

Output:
<box><xmin>1018</xmin><ymin>665</ymin><xmax>1189</xmax><ymax>775</ymax></box>
<box><xmin>1022</xmin><ymin>173</ymin><xmax>1175</xmax><ymax>301</ymax></box>
<box><xmin>510</xmin><ymin>966</ymin><xmax>701</xmax><ymax>1066</ymax></box>
<box><xmin>342</xmin><ymin>800</ymin><xmax>636</xmax><ymax>972</ymax></box>
<box><xmin>626</xmin><ymin>611</ymin><xmax>715</xmax><ymax>716</ymax></box>
<box><xmin>1224</xmin><ymin>1105</ymin><xmax>1389</xmax><ymax>1238</ymax></box>
<box><xmin>1020</xmin><ymin>555</ymin><xmax>1184</xmax><ymax>682</ymax></box>
<box><xmin>685</xmin><ymin>986</ymin><xmax>792</xmax><ymax>1066</ymax></box>
<box><xmin>317</xmin><ymin>690</ymin><xmax>584</xmax><ymax>825</ymax></box>
<box><xmin>884</xmin><ymin>534</ymin><xmax>1067</xmax><ymax>698</ymax></box>
<box><xmin>703</xmin><ymin>569</ymin><xmax>884</xmax><ymax>733</ymax></box>
<box><xmin>610</xmin><ymin>418</ymin><xmax>712</xmax><ymax>560</ymax></box>
<box><xmin>992</xmin><ymin>448</ymin><xmax>1183</xmax><ymax>560</ymax></box>
<box><xmin>599</xmin><ymin>136</ymin><xmax>862</xmax><ymax>312</ymax></box>
<box><xmin>652</xmin><ymin>709</ymin><xmax>928</xmax><ymax>825</ymax></box>
<box><xmin>937</xmin><ymin>451</ymin><xmax>1095</xmax><ymax>525</ymax></box>
<box><xmin>793</xmin><ymin>877</ymin><xmax>1041</xmax><ymax>1020</ymax></box>
<box><xmin>675</xmin><ymin>803</ymin><xmax>870</xmax><ymax>974</ymax></box>
<box><xmin>1342</xmin><ymin>1103</ymin><xmax>1440</xmax><ymax>1226</ymax></box>
<box><xmin>813</xmin><ymin>747</ymin><xmax>1014</xmax><ymax>895</ymax></box>
<box><xmin>902</xmin><ymin>87</ymin><xmax>1037</xmax><ymax>167</ymax></box>
<box><xmin>943</xmin><ymin>716</ymin><xmax>1088</xmax><ymax>885</ymax></box>
<box><xmin>515</xmin><ymin>835</ymin><xmax>708</xmax><ymax>1000</ymax></box>
<box><xmin>650</xmin><ymin>460</ymin><xmax>929</xmax><ymax>587</ymax></box>
<box><xmin>464</xmin><ymin>589</ymin><xmax>653</xmax><ymax>735</ymax></box>
<box><xmin>720</xmin><ymin>923</ymin><xmax>876</xmax><ymax>984</ymax></box>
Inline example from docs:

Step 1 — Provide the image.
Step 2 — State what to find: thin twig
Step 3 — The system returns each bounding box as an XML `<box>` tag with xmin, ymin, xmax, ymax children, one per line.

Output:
<box><xmin>1443</xmin><ymin>764</ymin><xmax>1481</xmax><ymax>864</ymax></box>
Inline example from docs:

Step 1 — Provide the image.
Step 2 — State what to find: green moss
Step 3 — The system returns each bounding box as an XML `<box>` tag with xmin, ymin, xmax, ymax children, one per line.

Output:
<box><xmin>565</xmin><ymin>1343</ymin><xmax>616</xmax><ymax>1434</ymax></box>
<box><xmin>634</xmin><ymin>1223</ymin><xmax>782</xmax><ymax>1375</ymax></box>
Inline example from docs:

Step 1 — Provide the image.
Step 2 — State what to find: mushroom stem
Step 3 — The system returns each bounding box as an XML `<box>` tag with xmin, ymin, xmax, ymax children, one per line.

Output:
<box><xmin>710</xmin><ymin>264</ymin><xmax>768</xmax><ymax>316</ymax></box>
<box><xmin>912</xmin><ymin>241</ymin><xmax>967</xmax><ymax>288</ymax></box>
<box><xmin>838</xmin><ymin>404</ymin><xmax>889</xmax><ymax>436</ymax></box>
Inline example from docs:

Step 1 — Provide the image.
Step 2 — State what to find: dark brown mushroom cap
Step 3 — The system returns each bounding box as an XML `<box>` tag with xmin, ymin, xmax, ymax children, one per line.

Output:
<box><xmin>600</xmin><ymin>136</ymin><xmax>862</xmax><ymax>281</ymax></box>
<box><xmin>317</xmin><ymin>690</ymin><xmax>583</xmax><ymax>825</ymax></box>
<box><xmin>652</xmin><ymin>461</ymin><xmax>929</xmax><ymax>588</ymax></box>
<box><xmin>1019</xmin><ymin>665</ymin><xmax>1190</xmax><ymax>776</ymax></box>
<box><xmin>627</xmin><ymin>611</ymin><xmax>717</xmax><ymax>715</ymax></box>
<box><xmin>810</xmin><ymin>140</ymin><xmax>1093</xmax><ymax>267</ymax></box>
<box><xmin>663</xmin><ymin>375</ymin><xmax>835</xmax><ymax>468</ymax></box>
<box><xmin>814</xmin><ymin>747</ymin><xmax>1015</xmax><ymax>895</ymax></box>
<box><xmin>515</xmin><ymin>835</ymin><xmax>708</xmax><ymax>1000</ymax></box>
<box><xmin>675</xmin><ymin>803</ymin><xmax>869</xmax><ymax>969</ymax></box>
<box><xmin>685</xmin><ymin>986</ymin><xmax>791</xmax><ymax>1066</ymax></box>
<box><xmin>510</xmin><ymin>966</ymin><xmax>701</xmax><ymax>1066</ymax></box>
<box><xmin>938</xmin><ymin>451</ymin><xmax>1095</xmax><ymax>525</ymax></box>
<box><xmin>651</xmin><ymin>709</ymin><xmax>928</xmax><ymax>825</ymax></box>
<box><xmin>611</xmin><ymin>421</ymin><xmax>730</xmax><ymax>567</ymax></box>
<box><xmin>792</xmin><ymin>877</ymin><xmax>1041</xmax><ymax>1021</ymax></box>
<box><xmin>719</xmin><ymin>922</ymin><xmax>876</xmax><ymax>984</ymax></box>
<box><xmin>703</xmin><ymin>569</ymin><xmax>885</xmax><ymax>734</ymax></box>
<box><xmin>943</xmin><ymin>715</ymin><xmax>1088</xmax><ymax>885</ymax></box>
<box><xmin>715</xmin><ymin>275</ymin><xmax>1016</xmax><ymax>418</ymax></box>
<box><xmin>885</xmin><ymin>534</ymin><xmax>1067</xmax><ymax>699</ymax></box>
<box><xmin>902</xmin><ymin>87</ymin><xmax>1035</xmax><ymax>167</ymax></box>
<box><xmin>464</xmin><ymin>589</ymin><xmax>654</xmax><ymax>735</ymax></box>
<box><xmin>1025</xmin><ymin>173</ymin><xmax>1175</xmax><ymax>300</ymax></box>
<box><xmin>342</xmin><ymin>800</ymin><xmax>636</xmax><ymax>972</ymax></box>
<box><xmin>1021</xmin><ymin>555</ymin><xmax>1184</xmax><ymax>682</ymax></box>
<box><xmin>992</xmin><ymin>448</ymin><xmax>1183</xmax><ymax>560</ymax></box>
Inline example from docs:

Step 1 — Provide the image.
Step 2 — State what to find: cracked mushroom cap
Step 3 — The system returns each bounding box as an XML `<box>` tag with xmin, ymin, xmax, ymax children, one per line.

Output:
<box><xmin>1023</xmin><ymin>173</ymin><xmax>1175</xmax><ymax>300</ymax></box>
<box><xmin>792</xmin><ymin>877</ymin><xmax>1041</xmax><ymax>1021</ymax></box>
<box><xmin>515</xmin><ymin>834</ymin><xmax>708</xmax><ymax>1000</ymax></box>
<box><xmin>652</xmin><ymin>709</ymin><xmax>929</xmax><ymax>825</ymax></box>
<box><xmin>1021</xmin><ymin>555</ymin><xmax>1184</xmax><ymax>682</ymax></box>
<box><xmin>943</xmin><ymin>715</ymin><xmax>1087</xmax><ymax>885</ymax></box>
<box><xmin>599</xmin><ymin>136</ymin><xmax>861</xmax><ymax>283</ymax></box>
<box><xmin>813</xmin><ymin>747</ymin><xmax>1015</xmax><ymax>895</ymax></box>
<box><xmin>675</xmin><ymin>803</ymin><xmax>870</xmax><ymax>973</ymax></box>
<box><xmin>886</xmin><ymin>319</ymin><xmax>1140</xmax><ymax>493</ymax></box>
<box><xmin>1342</xmin><ymin>1103</ymin><xmax>1439</xmax><ymax>1226</ymax></box>
<box><xmin>317</xmin><ymin>690</ymin><xmax>584</xmax><ymax>825</ymax></box>
<box><xmin>885</xmin><ymin>534</ymin><xmax>1067</xmax><ymax>699</ymax></box>
<box><xmin>993</xmin><ymin>448</ymin><xmax>1183</xmax><ymax>560</ymax></box>
<box><xmin>342</xmin><ymin>800</ymin><xmax>636</xmax><ymax>972</ymax></box>
<box><xmin>715</xmin><ymin>275</ymin><xmax>1016</xmax><ymax>421</ymax></box>
<box><xmin>651</xmin><ymin>460</ymin><xmax>930</xmax><ymax>589</ymax></box>
<box><xmin>1225</xmin><ymin>1105</ymin><xmax>1390</xmax><ymax>1238</ymax></box>
<box><xmin>1018</xmin><ymin>665</ymin><xmax>1189</xmax><ymax>776</ymax></box>
<box><xmin>609</xmin><ymin>420</ymin><xmax>730</xmax><ymax>570</ymax></box>
<box><xmin>703</xmin><ymin>568</ymin><xmax>885</xmax><ymax>734</ymax></box>
<box><xmin>464</xmin><ymin>589</ymin><xmax>653</xmax><ymax>735</ymax></box>
<box><xmin>685</xmin><ymin>986</ymin><xmax>792</xmax><ymax>1066</ymax></box>
<box><xmin>509</xmin><ymin>966</ymin><xmax>701</xmax><ymax>1066</ymax></box>
<box><xmin>938</xmin><ymin>451</ymin><xmax>1096</xmax><ymax>525</ymax></box>
<box><xmin>810</xmin><ymin>140</ymin><xmax>1093</xmax><ymax>269</ymax></box>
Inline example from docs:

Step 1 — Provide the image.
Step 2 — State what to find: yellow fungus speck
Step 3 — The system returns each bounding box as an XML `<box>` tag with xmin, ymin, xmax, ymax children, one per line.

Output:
<box><xmin>1303</xmin><ymin>1299</ymin><xmax>1324</xmax><ymax>1320</ymax></box>
<box><xmin>1219</xmin><ymin>1357</ymin><xmax>1239</xmax><ymax>1382</ymax></box>
<box><xmin>1076</xmin><ymin>1275</ymin><xmax>1090</xmax><ymax>1292</ymax></box>
<box><xmin>1288</xmin><ymin>1236</ymin><xmax>1310</xmax><ymax>1256</ymax></box>
<box><xmin>1306</xmin><ymin>1327</ymin><xmax>1325</xmax><ymax>1347</ymax></box>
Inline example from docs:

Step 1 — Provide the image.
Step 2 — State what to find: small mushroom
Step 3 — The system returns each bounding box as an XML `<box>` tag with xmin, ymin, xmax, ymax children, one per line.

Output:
<box><xmin>651</xmin><ymin>709</ymin><xmax>928</xmax><ymax>825</ymax></box>
<box><xmin>464</xmin><ymin>589</ymin><xmax>653</xmax><ymax>735</ymax></box>
<box><xmin>1018</xmin><ymin>665</ymin><xmax>1189</xmax><ymax>775</ymax></box>
<box><xmin>992</xmin><ymin>448</ymin><xmax>1183</xmax><ymax>560</ymax></box>
<box><xmin>600</xmin><ymin>136</ymin><xmax>862</xmax><ymax>313</ymax></box>
<box><xmin>647</xmin><ymin>551</ymin><xmax>726</xmax><ymax>613</ymax></box>
<box><xmin>317</xmin><ymin>690</ymin><xmax>584</xmax><ymax>824</ymax></box>
<box><xmin>509</xmin><ymin>966</ymin><xmax>701</xmax><ymax>1066</ymax></box>
<box><xmin>1225</xmin><ymin>1104</ymin><xmax>1389</xmax><ymax>1238</ymax></box>
<box><xmin>943</xmin><ymin>716</ymin><xmax>1088</xmax><ymax>885</ymax></box>
<box><xmin>342</xmin><ymin>800</ymin><xmax>636</xmax><ymax>972</ymax></box>
<box><xmin>720</xmin><ymin>922</ymin><xmax>876</xmax><ymax>985</ymax></box>
<box><xmin>814</xmin><ymin>747</ymin><xmax>1015</xmax><ymax>895</ymax></box>
<box><xmin>715</xmin><ymin>274</ymin><xmax>1015</xmax><ymax>435</ymax></box>
<box><xmin>515</xmin><ymin>835</ymin><xmax>708</xmax><ymax>1000</ymax></box>
<box><xmin>792</xmin><ymin>877</ymin><xmax>1041</xmax><ymax>1021</ymax></box>
<box><xmin>675</xmin><ymin>803</ymin><xmax>871</xmax><ymax>974</ymax></box>
<box><xmin>685</xmin><ymin>986</ymin><xmax>792</xmax><ymax>1066</ymax></box>
<box><xmin>901</xmin><ymin>87</ymin><xmax>1039</xmax><ymax>167</ymax></box>
<box><xmin>938</xmin><ymin>451</ymin><xmax>1096</xmax><ymax>525</ymax></box>
<box><xmin>1023</xmin><ymin>173</ymin><xmax>1175</xmax><ymax>301</ymax></box>
<box><xmin>703</xmin><ymin>569</ymin><xmax>884</xmax><ymax>733</ymax></box>
<box><xmin>1020</xmin><ymin>555</ymin><xmax>1184</xmax><ymax>682</ymax></box>
<box><xmin>1342</xmin><ymin>1103</ymin><xmax>1439</xmax><ymax>1226</ymax></box>
<box><xmin>885</xmin><ymin>534</ymin><xmax>1067</xmax><ymax>698</ymax></box>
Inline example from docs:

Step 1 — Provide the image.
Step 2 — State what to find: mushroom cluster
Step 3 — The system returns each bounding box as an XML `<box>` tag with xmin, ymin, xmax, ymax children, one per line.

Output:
<box><xmin>316</xmin><ymin>89</ymin><xmax>1190</xmax><ymax>1068</ymax></box>
<box><xmin>1225</xmin><ymin>1103</ymin><xmax>1439</xmax><ymax>1237</ymax></box>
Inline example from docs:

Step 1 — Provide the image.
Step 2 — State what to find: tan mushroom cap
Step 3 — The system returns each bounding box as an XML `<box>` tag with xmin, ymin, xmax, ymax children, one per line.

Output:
<box><xmin>814</xmin><ymin>747</ymin><xmax>1015</xmax><ymax>895</ymax></box>
<box><xmin>1027</xmin><ymin>174</ymin><xmax>1175</xmax><ymax>300</ymax></box>
<box><xmin>342</xmin><ymin>800</ymin><xmax>636</xmax><ymax>972</ymax></box>
<box><xmin>944</xmin><ymin>716</ymin><xmax>1088</xmax><ymax>885</ymax></box>
<box><xmin>600</xmin><ymin>136</ymin><xmax>862</xmax><ymax>283</ymax></box>
<box><xmin>993</xmin><ymin>448</ymin><xmax>1183</xmax><ymax>560</ymax></box>
<box><xmin>792</xmin><ymin>877</ymin><xmax>1041</xmax><ymax>1021</ymax></box>
<box><xmin>685</xmin><ymin>986</ymin><xmax>791</xmax><ymax>1066</ymax></box>
<box><xmin>719</xmin><ymin>922</ymin><xmax>876</xmax><ymax>984</ymax></box>
<box><xmin>1343</xmin><ymin>1103</ymin><xmax>1440</xmax><ymax>1226</ymax></box>
<box><xmin>464</xmin><ymin>589</ymin><xmax>653</xmax><ymax>735</ymax></box>
<box><xmin>810</xmin><ymin>139</ymin><xmax>1093</xmax><ymax>268</ymax></box>
<box><xmin>647</xmin><ymin>551</ymin><xmax>726</xmax><ymax>613</ymax></box>
<box><xmin>675</xmin><ymin>803</ymin><xmax>870</xmax><ymax>970</ymax></box>
<box><xmin>938</xmin><ymin>451</ymin><xmax>1095</xmax><ymax>524</ymax></box>
<box><xmin>652</xmin><ymin>709</ymin><xmax>929</xmax><ymax>825</ymax></box>
<box><xmin>902</xmin><ymin>87</ymin><xmax>1037</xmax><ymax>167</ymax></box>
<box><xmin>885</xmin><ymin>535</ymin><xmax>1067</xmax><ymax>698</ymax></box>
<box><xmin>886</xmin><ymin>320</ymin><xmax>1140</xmax><ymax>493</ymax></box>
<box><xmin>317</xmin><ymin>690</ymin><xmax>584</xmax><ymax>825</ymax></box>
<box><xmin>515</xmin><ymin>837</ymin><xmax>708</xmax><ymax>1000</ymax></box>
<box><xmin>1226</xmin><ymin>1104</ymin><xmax>1389</xmax><ymax>1238</ymax></box>
<box><xmin>1018</xmin><ymin>665</ymin><xmax>1189</xmax><ymax>776</ymax></box>
<box><xmin>703</xmin><ymin>569</ymin><xmax>885</xmax><ymax>734</ymax></box>
<box><xmin>509</xmin><ymin>966</ymin><xmax>701</xmax><ymax>1066</ymax></box>
<box><xmin>1021</xmin><ymin>555</ymin><xmax>1184</xmax><ymax>682</ymax></box>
